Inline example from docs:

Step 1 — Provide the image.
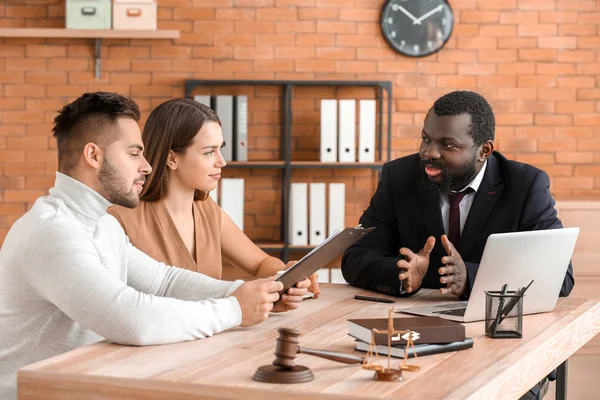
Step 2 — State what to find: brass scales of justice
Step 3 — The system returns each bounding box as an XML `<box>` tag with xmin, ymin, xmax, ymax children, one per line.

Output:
<box><xmin>361</xmin><ymin>307</ymin><xmax>421</xmax><ymax>381</ymax></box>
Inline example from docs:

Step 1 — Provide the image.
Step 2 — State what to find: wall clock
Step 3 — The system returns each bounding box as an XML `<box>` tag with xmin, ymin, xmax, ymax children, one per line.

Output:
<box><xmin>380</xmin><ymin>0</ymin><xmax>454</xmax><ymax>58</ymax></box>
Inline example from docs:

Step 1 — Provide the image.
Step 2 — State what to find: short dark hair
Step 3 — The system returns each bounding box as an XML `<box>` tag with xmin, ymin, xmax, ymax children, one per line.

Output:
<box><xmin>52</xmin><ymin>92</ymin><xmax>140</xmax><ymax>173</ymax></box>
<box><xmin>141</xmin><ymin>98</ymin><xmax>221</xmax><ymax>202</ymax></box>
<box><xmin>432</xmin><ymin>90</ymin><xmax>495</xmax><ymax>146</ymax></box>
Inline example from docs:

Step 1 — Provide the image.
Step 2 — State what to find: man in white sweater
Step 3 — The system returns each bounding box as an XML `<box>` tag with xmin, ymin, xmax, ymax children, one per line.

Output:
<box><xmin>0</xmin><ymin>92</ymin><xmax>306</xmax><ymax>400</ymax></box>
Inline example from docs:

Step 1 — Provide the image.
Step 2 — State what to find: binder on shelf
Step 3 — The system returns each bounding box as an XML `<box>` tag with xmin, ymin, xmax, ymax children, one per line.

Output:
<box><xmin>338</xmin><ymin>99</ymin><xmax>356</xmax><ymax>162</ymax></box>
<box><xmin>330</xmin><ymin>268</ymin><xmax>346</xmax><ymax>284</ymax></box>
<box><xmin>233</xmin><ymin>95</ymin><xmax>248</xmax><ymax>162</ymax></box>
<box><xmin>214</xmin><ymin>95</ymin><xmax>233</xmax><ymax>162</ymax></box>
<box><xmin>320</xmin><ymin>99</ymin><xmax>337</xmax><ymax>162</ymax></box>
<box><xmin>209</xmin><ymin>183</ymin><xmax>218</xmax><ymax>204</ymax></box>
<box><xmin>289</xmin><ymin>183</ymin><xmax>308</xmax><ymax>246</ymax></box>
<box><xmin>328</xmin><ymin>183</ymin><xmax>345</xmax><ymax>237</ymax></box>
<box><xmin>358</xmin><ymin>99</ymin><xmax>376</xmax><ymax>163</ymax></box>
<box><xmin>316</xmin><ymin>268</ymin><xmax>330</xmax><ymax>283</ymax></box>
<box><xmin>220</xmin><ymin>178</ymin><xmax>244</xmax><ymax>232</ymax></box>
<box><xmin>194</xmin><ymin>95</ymin><xmax>212</xmax><ymax>108</ymax></box>
<box><xmin>309</xmin><ymin>183</ymin><xmax>326</xmax><ymax>246</ymax></box>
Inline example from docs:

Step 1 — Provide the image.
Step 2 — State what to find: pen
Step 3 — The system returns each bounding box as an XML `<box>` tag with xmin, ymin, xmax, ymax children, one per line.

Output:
<box><xmin>354</xmin><ymin>295</ymin><xmax>395</xmax><ymax>304</ymax></box>
<box><xmin>490</xmin><ymin>283</ymin><xmax>508</xmax><ymax>336</ymax></box>
<box><xmin>498</xmin><ymin>279</ymin><xmax>534</xmax><ymax>324</ymax></box>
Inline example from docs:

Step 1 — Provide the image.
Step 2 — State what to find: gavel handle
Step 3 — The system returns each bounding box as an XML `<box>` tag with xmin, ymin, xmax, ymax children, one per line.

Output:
<box><xmin>298</xmin><ymin>346</ymin><xmax>364</xmax><ymax>364</ymax></box>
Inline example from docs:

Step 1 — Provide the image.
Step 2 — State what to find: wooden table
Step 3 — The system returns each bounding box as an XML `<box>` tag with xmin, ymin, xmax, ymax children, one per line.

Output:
<box><xmin>18</xmin><ymin>284</ymin><xmax>600</xmax><ymax>400</ymax></box>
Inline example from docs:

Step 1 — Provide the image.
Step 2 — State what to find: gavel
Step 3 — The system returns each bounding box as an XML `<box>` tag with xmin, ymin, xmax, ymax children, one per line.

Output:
<box><xmin>272</xmin><ymin>327</ymin><xmax>364</xmax><ymax>369</ymax></box>
<box><xmin>253</xmin><ymin>327</ymin><xmax>365</xmax><ymax>383</ymax></box>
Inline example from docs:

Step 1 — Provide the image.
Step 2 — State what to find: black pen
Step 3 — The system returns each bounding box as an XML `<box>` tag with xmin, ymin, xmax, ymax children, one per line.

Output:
<box><xmin>498</xmin><ymin>279</ymin><xmax>534</xmax><ymax>323</ymax></box>
<box><xmin>490</xmin><ymin>283</ymin><xmax>509</xmax><ymax>336</ymax></box>
<box><xmin>354</xmin><ymin>295</ymin><xmax>395</xmax><ymax>304</ymax></box>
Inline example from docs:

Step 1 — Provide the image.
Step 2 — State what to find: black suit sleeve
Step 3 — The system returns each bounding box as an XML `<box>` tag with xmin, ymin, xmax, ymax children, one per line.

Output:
<box><xmin>463</xmin><ymin>171</ymin><xmax>574</xmax><ymax>298</ymax></box>
<box><xmin>520</xmin><ymin>171</ymin><xmax>574</xmax><ymax>297</ymax></box>
<box><xmin>341</xmin><ymin>164</ymin><xmax>408</xmax><ymax>297</ymax></box>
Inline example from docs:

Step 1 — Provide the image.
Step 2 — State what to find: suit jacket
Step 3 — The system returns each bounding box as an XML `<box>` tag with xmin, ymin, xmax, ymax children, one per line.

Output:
<box><xmin>341</xmin><ymin>151</ymin><xmax>574</xmax><ymax>298</ymax></box>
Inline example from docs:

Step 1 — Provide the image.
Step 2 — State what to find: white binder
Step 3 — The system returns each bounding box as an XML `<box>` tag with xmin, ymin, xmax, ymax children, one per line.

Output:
<box><xmin>359</xmin><ymin>99</ymin><xmax>376</xmax><ymax>162</ymax></box>
<box><xmin>320</xmin><ymin>99</ymin><xmax>337</xmax><ymax>162</ymax></box>
<box><xmin>330</xmin><ymin>268</ymin><xmax>347</xmax><ymax>284</ymax></box>
<box><xmin>309</xmin><ymin>183</ymin><xmax>326</xmax><ymax>246</ymax></box>
<box><xmin>214</xmin><ymin>95</ymin><xmax>233</xmax><ymax>162</ymax></box>
<box><xmin>316</xmin><ymin>268</ymin><xmax>330</xmax><ymax>283</ymax></box>
<box><xmin>289</xmin><ymin>183</ymin><xmax>308</xmax><ymax>246</ymax></box>
<box><xmin>233</xmin><ymin>95</ymin><xmax>248</xmax><ymax>162</ymax></box>
<box><xmin>209</xmin><ymin>183</ymin><xmax>218</xmax><ymax>204</ymax></box>
<box><xmin>328</xmin><ymin>183</ymin><xmax>345</xmax><ymax>237</ymax></box>
<box><xmin>338</xmin><ymin>99</ymin><xmax>356</xmax><ymax>162</ymax></box>
<box><xmin>193</xmin><ymin>95</ymin><xmax>212</xmax><ymax>108</ymax></box>
<box><xmin>220</xmin><ymin>178</ymin><xmax>244</xmax><ymax>231</ymax></box>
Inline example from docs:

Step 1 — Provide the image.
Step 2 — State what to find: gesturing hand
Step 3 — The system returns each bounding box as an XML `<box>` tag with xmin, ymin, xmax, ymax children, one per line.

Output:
<box><xmin>397</xmin><ymin>236</ymin><xmax>435</xmax><ymax>293</ymax></box>
<box><xmin>438</xmin><ymin>235</ymin><xmax>468</xmax><ymax>297</ymax></box>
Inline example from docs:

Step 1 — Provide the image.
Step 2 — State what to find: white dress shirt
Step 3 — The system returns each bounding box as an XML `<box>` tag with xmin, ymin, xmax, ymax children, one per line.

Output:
<box><xmin>440</xmin><ymin>160</ymin><xmax>488</xmax><ymax>236</ymax></box>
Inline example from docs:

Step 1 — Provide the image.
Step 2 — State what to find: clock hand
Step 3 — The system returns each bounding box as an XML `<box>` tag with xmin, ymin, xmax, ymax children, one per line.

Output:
<box><xmin>397</xmin><ymin>5</ymin><xmax>421</xmax><ymax>25</ymax></box>
<box><xmin>413</xmin><ymin>5</ymin><xmax>444</xmax><ymax>25</ymax></box>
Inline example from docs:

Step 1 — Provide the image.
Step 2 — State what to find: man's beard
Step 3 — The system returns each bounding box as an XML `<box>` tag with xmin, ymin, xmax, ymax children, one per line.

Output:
<box><xmin>98</xmin><ymin>156</ymin><xmax>140</xmax><ymax>209</ymax></box>
<box><xmin>421</xmin><ymin>154</ymin><xmax>478</xmax><ymax>196</ymax></box>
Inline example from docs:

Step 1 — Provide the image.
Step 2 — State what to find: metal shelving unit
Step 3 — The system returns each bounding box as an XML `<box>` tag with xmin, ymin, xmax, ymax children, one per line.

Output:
<box><xmin>185</xmin><ymin>79</ymin><xmax>393</xmax><ymax>261</ymax></box>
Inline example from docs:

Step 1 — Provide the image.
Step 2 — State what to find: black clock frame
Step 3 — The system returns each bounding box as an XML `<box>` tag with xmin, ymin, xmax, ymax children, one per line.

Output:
<box><xmin>379</xmin><ymin>0</ymin><xmax>454</xmax><ymax>58</ymax></box>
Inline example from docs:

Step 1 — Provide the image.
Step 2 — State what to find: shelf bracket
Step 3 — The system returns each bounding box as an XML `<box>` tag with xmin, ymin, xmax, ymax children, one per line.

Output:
<box><xmin>94</xmin><ymin>38</ymin><xmax>102</xmax><ymax>79</ymax></box>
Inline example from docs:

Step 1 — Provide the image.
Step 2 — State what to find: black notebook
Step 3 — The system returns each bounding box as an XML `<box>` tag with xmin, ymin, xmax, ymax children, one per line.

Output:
<box><xmin>355</xmin><ymin>337</ymin><xmax>474</xmax><ymax>359</ymax></box>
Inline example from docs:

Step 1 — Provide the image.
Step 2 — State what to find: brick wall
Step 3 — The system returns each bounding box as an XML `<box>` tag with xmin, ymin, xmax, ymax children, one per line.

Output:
<box><xmin>1</xmin><ymin>0</ymin><xmax>599</xmax><ymax>245</ymax></box>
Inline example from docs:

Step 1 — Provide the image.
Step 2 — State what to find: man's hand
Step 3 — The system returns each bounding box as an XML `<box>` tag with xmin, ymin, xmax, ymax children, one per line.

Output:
<box><xmin>438</xmin><ymin>235</ymin><xmax>468</xmax><ymax>297</ymax></box>
<box><xmin>231</xmin><ymin>278</ymin><xmax>283</xmax><ymax>326</ymax></box>
<box><xmin>397</xmin><ymin>236</ymin><xmax>435</xmax><ymax>293</ymax></box>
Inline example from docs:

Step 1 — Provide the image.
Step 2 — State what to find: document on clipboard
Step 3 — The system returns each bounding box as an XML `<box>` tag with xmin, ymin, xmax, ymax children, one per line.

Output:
<box><xmin>276</xmin><ymin>225</ymin><xmax>375</xmax><ymax>293</ymax></box>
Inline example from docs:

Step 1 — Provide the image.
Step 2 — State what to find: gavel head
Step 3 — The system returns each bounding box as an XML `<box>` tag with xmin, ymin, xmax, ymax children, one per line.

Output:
<box><xmin>272</xmin><ymin>327</ymin><xmax>301</xmax><ymax>370</ymax></box>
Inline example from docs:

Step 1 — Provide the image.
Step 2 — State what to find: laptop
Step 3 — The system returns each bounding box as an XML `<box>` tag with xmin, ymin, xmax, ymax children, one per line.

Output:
<box><xmin>396</xmin><ymin>227</ymin><xmax>580</xmax><ymax>322</ymax></box>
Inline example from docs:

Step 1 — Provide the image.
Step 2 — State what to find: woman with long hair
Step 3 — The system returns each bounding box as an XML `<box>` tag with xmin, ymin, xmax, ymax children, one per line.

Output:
<box><xmin>108</xmin><ymin>98</ymin><xmax>319</xmax><ymax>312</ymax></box>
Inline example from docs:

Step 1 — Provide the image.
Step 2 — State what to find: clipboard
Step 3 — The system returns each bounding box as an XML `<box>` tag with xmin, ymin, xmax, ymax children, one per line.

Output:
<box><xmin>276</xmin><ymin>225</ymin><xmax>375</xmax><ymax>293</ymax></box>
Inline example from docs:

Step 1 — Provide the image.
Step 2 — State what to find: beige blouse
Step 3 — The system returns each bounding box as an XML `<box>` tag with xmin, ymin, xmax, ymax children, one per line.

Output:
<box><xmin>107</xmin><ymin>198</ymin><xmax>223</xmax><ymax>279</ymax></box>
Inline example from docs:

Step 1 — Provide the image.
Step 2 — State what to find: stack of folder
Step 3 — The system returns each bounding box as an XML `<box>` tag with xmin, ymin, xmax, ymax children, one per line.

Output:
<box><xmin>348</xmin><ymin>316</ymin><xmax>473</xmax><ymax>359</ymax></box>
<box><xmin>320</xmin><ymin>98</ymin><xmax>376</xmax><ymax>163</ymax></box>
<box><xmin>194</xmin><ymin>95</ymin><xmax>248</xmax><ymax>163</ymax></box>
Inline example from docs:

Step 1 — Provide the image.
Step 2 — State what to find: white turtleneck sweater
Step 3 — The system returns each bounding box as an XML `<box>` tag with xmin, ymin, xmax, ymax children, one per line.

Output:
<box><xmin>0</xmin><ymin>173</ymin><xmax>244</xmax><ymax>400</ymax></box>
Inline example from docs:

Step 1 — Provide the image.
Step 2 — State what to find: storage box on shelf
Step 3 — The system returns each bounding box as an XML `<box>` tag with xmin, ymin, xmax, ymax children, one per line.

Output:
<box><xmin>66</xmin><ymin>0</ymin><xmax>112</xmax><ymax>30</ymax></box>
<box><xmin>113</xmin><ymin>0</ymin><xmax>157</xmax><ymax>31</ymax></box>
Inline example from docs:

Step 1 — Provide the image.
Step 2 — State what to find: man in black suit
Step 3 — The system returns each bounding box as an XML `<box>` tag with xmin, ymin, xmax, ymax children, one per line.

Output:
<box><xmin>341</xmin><ymin>90</ymin><xmax>572</xmax><ymax>399</ymax></box>
<box><xmin>342</xmin><ymin>90</ymin><xmax>574</xmax><ymax>299</ymax></box>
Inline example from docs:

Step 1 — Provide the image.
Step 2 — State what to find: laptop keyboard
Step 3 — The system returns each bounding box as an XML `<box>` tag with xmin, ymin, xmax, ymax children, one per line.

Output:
<box><xmin>433</xmin><ymin>308</ymin><xmax>466</xmax><ymax>316</ymax></box>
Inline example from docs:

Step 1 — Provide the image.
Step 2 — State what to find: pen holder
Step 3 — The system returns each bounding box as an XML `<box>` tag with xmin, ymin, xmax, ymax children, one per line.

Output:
<box><xmin>484</xmin><ymin>290</ymin><xmax>523</xmax><ymax>339</ymax></box>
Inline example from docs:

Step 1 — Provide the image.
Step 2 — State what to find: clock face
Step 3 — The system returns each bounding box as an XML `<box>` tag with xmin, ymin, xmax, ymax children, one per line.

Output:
<box><xmin>380</xmin><ymin>0</ymin><xmax>454</xmax><ymax>57</ymax></box>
